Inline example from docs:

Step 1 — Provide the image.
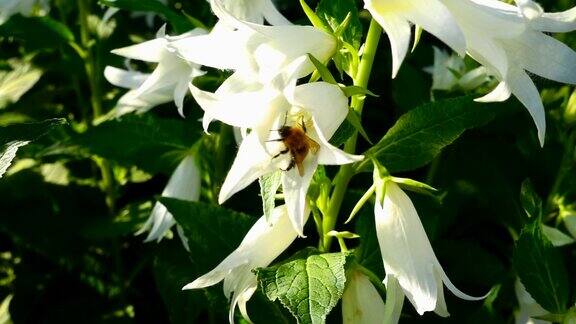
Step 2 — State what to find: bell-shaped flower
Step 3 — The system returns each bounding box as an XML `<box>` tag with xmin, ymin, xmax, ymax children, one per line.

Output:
<box><xmin>374</xmin><ymin>179</ymin><xmax>483</xmax><ymax>316</ymax></box>
<box><xmin>170</xmin><ymin>0</ymin><xmax>337</xmax><ymax>86</ymax></box>
<box><xmin>440</xmin><ymin>0</ymin><xmax>576</xmax><ymax>145</ymax></box>
<box><xmin>191</xmin><ymin>75</ymin><xmax>362</xmax><ymax>236</ymax></box>
<box><xmin>0</xmin><ymin>0</ymin><xmax>49</xmax><ymax>24</ymax></box>
<box><xmin>363</xmin><ymin>0</ymin><xmax>466</xmax><ymax>78</ymax></box>
<box><xmin>424</xmin><ymin>46</ymin><xmax>488</xmax><ymax>92</ymax></box>
<box><xmin>106</xmin><ymin>26</ymin><xmax>206</xmax><ymax>116</ymax></box>
<box><xmin>137</xmin><ymin>155</ymin><xmax>201</xmax><ymax>243</ymax></box>
<box><xmin>183</xmin><ymin>205</ymin><xmax>304</xmax><ymax>323</ymax></box>
<box><xmin>342</xmin><ymin>269</ymin><xmax>386</xmax><ymax>324</ymax></box>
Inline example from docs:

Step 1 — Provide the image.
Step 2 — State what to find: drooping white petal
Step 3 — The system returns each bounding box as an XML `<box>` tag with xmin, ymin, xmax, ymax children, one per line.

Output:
<box><xmin>104</xmin><ymin>66</ymin><xmax>148</xmax><ymax>89</ymax></box>
<box><xmin>218</xmin><ymin>132</ymin><xmax>275</xmax><ymax>204</ymax></box>
<box><xmin>370</xmin><ymin>12</ymin><xmax>411</xmax><ymax>78</ymax></box>
<box><xmin>282</xmin><ymin>158</ymin><xmax>317</xmax><ymax>237</ymax></box>
<box><xmin>139</xmin><ymin>155</ymin><xmax>201</xmax><ymax>242</ymax></box>
<box><xmin>342</xmin><ymin>270</ymin><xmax>386</xmax><ymax>324</ymax></box>
<box><xmin>505</xmin><ymin>68</ymin><xmax>546</xmax><ymax>146</ymax></box>
<box><xmin>365</xmin><ymin>0</ymin><xmax>465</xmax><ymax>77</ymax></box>
<box><xmin>533</xmin><ymin>7</ymin><xmax>576</xmax><ymax>32</ymax></box>
<box><xmin>311</xmin><ymin>116</ymin><xmax>364</xmax><ymax>165</ymax></box>
<box><xmin>511</xmin><ymin>32</ymin><xmax>576</xmax><ymax>84</ymax></box>
<box><xmin>475</xmin><ymin>81</ymin><xmax>512</xmax><ymax>103</ymax></box>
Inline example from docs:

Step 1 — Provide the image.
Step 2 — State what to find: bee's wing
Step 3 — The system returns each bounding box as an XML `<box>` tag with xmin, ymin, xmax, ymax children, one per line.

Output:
<box><xmin>306</xmin><ymin>136</ymin><xmax>320</xmax><ymax>154</ymax></box>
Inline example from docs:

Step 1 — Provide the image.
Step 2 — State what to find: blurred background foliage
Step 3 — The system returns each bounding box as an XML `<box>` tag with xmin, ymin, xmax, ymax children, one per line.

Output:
<box><xmin>0</xmin><ymin>0</ymin><xmax>575</xmax><ymax>323</ymax></box>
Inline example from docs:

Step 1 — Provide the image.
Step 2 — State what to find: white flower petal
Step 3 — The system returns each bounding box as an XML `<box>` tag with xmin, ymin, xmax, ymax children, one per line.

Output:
<box><xmin>262</xmin><ymin>0</ymin><xmax>292</xmax><ymax>25</ymax></box>
<box><xmin>475</xmin><ymin>81</ymin><xmax>512</xmax><ymax>103</ymax></box>
<box><xmin>512</xmin><ymin>32</ymin><xmax>576</xmax><ymax>84</ymax></box>
<box><xmin>534</xmin><ymin>7</ymin><xmax>576</xmax><ymax>32</ymax></box>
<box><xmin>171</xmin><ymin>29</ymin><xmax>249</xmax><ymax>70</ymax></box>
<box><xmin>375</xmin><ymin>182</ymin><xmax>482</xmax><ymax>315</ymax></box>
<box><xmin>311</xmin><ymin>116</ymin><xmax>364</xmax><ymax>165</ymax></box>
<box><xmin>183</xmin><ymin>205</ymin><xmax>303</xmax><ymax>321</ymax></box>
<box><xmin>190</xmin><ymin>83</ymin><xmax>282</xmax><ymax>131</ymax></box>
<box><xmin>111</xmin><ymin>38</ymin><xmax>166</xmax><ymax>62</ymax></box>
<box><xmin>366</xmin><ymin>0</ymin><xmax>465</xmax><ymax>77</ymax></box>
<box><xmin>506</xmin><ymin>69</ymin><xmax>546</xmax><ymax>146</ymax></box>
<box><xmin>282</xmin><ymin>159</ymin><xmax>317</xmax><ymax>236</ymax></box>
<box><xmin>219</xmin><ymin>132</ymin><xmax>275</xmax><ymax>204</ymax></box>
<box><xmin>104</xmin><ymin>66</ymin><xmax>148</xmax><ymax>89</ymax></box>
<box><xmin>342</xmin><ymin>271</ymin><xmax>386</xmax><ymax>324</ymax></box>
<box><xmin>370</xmin><ymin>12</ymin><xmax>411</xmax><ymax>78</ymax></box>
<box><xmin>139</xmin><ymin>155</ymin><xmax>201</xmax><ymax>242</ymax></box>
<box><xmin>291</xmin><ymin>82</ymin><xmax>349</xmax><ymax>139</ymax></box>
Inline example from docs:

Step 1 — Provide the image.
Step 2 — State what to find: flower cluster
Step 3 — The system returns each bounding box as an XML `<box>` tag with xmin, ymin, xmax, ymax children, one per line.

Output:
<box><xmin>102</xmin><ymin>0</ymin><xmax>576</xmax><ymax>322</ymax></box>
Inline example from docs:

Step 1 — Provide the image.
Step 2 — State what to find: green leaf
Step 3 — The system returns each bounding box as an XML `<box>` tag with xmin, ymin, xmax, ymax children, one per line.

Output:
<box><xmin>519</xmin><ymin>179</ymin><xmax>542</xmax><ymax>219</ymax></box>
<box><xmin>256</xmin><ymin>251</ymin><xmax>348</xmax><ymax>324</ymax></box>
<box><xmin>153</xmin><ymin>240</ymin><xmax>227</xmax><ymax>323</ymax></box>
<box><xmin>307</xmin><ymin>54</ymin><xmax>337</xmax><ymax>85</ymax></box>
<box><xmin>0</xmin><ymin>15</ymin><xmax>75</xmax><ymax>50</ymax></box>
<box><xmin>316</xmin><ymin>0</ymin><xmax>362</xmax><ymax>76</ymax></box>
<box><xmin>360</xmin><ymin>96</ymin><xmax>499</xmax><ymax>173</ymax></box>
<box><xmin>0</xmin><ymin>119</ymin><xmax>67</xmax><ymax>178</ymax></box>
<box><xmin>100</xmin><ymin>0</ymin><xmax>194</xmax><ymax>33</ymax></box>
<box><xmin>299</xmin><ymin>0</ymin><xmax>331</xmax><ymax>33</ymax></box>
<box><xmin>259</xmin><ymin>171</ymin><xmax>282</xmax><ymax>223</ymax></box>
<box><xmin>64</xmin><ymin>114</ymin><xmax>200</xmax><ymax>174</ymax></box>
<box><xmin>316</xmin><ymin>0</ymin><xmax>362</xmax><ymax>49</ymax></box>
<box><xmin>0</xmin><ymin>62</ymin><xmax>43</xmax><ymax>109</ymax></box>
<box><xmin>345</xmin><ymin>109</ymin><xmax>372</xmax><ymax>144</ymax></box>
<box><xmin>513</xmin><ymin>218</ymin><xmax>570</xmax><ymax>313</ymax></box>
<box><xmin>160</xmin><ymin>198</ymin><xmax>254</xmax><ymax>271</ymax></box>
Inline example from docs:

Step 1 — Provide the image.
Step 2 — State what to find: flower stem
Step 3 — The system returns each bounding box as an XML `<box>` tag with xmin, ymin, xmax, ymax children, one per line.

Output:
<box><xmin>79</xmin><ymin>0</ymin><xmax>103</xmax><ymax>120</ymax></box>
<box><xmin>321</xmin><ymin>19</ymin><xmax>381</xmax><ymax>251</ymax></box>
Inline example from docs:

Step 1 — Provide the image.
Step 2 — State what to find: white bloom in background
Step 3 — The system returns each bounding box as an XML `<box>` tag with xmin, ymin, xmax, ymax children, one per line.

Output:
<box><xmin>171</xmin><ymin>0</ymin><xmax>336</xmax><ymax>87</ymax></box>
<box><xmin>342</xmin><ymin>270</ymin><xmax>386</xmax><ymax>324</ymax></box>
<box><xmin>364</xmin><ymin>0</ymin><xmax>466</xmax><ymax>77</ymax></box>
<box><xmin>424</xmin><ymin>46</ymin><xmax>488</xmax><ymax>91</ymax></box>
<box><xmin>216</xmin><ymin>0</ymin><xmax>291</xmax><ymax>25</ymax></box>
<box><xmin>192</xmin><ymin>77</ymin><xmax>362</xmax><ymax>236</ymax></box>
<box><xmin>367</xmin><ymin>0</ymin><xmax>576</xmax><ymax>145</ymax></box>
<box><xmin>0</xmin><ymin>0</ymin><xmax>49</xmax><ymax>24</ymax></box>
<box><xmin>137</xmin><ymin>155</ymin><xmax>201</xmax><ymax>243</ymax></box>
<box><xmin>514</xmin><ymin>279</ymin><xmax>550</xmax><ymax>324</ymax></box>
<box><xmin>440</xmin><ymin>0</ymin><xmax>576</xmax><ymax>146</ymax></box>
<box><xmin>183</xmin><ymin>205</ymin><xmax>304</xmax><ymax>323</ymax></box>
<box><xmin>106</xmin><ymin>26</ymin><xmax>206</xmax><ymax>116</ymax></box>
<box><xmin>375</xmin><ymin>180</ymin><xmax>483</xmax><ymax>316</ymax></box>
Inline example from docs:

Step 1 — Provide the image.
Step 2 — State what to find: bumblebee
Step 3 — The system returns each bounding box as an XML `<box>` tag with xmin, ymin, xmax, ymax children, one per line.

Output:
<box><xmin>270</xmin><ymin>116</ymin><xmax>320</xmax><ymax>176</ymax></box>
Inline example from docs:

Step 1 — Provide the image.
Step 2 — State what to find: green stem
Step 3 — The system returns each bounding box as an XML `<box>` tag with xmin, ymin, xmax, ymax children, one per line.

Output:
<box><xmin>79</xmin><ymin>0</ymin><xmax>103</xmax><ymax>120</ymax></box>
<box><xmin>321</xmin><ymin>19</ymin><xmax>382</xmax><ymax>251</ymax></box>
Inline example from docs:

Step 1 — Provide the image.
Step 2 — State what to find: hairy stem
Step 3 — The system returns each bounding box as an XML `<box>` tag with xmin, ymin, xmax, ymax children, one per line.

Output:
<box><xmin>321</xmin><ymin>19</ymin><xmax>382</xmax><ymax>251</ymax></box>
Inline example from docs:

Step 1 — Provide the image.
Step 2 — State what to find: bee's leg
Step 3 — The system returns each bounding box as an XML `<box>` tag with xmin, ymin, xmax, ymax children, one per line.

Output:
<box><xmin>273</xmin><ymin>148</ymin><xmax>289</xmax><ymax>159</ymax></box>
<box><xmin>266</xmin><ymin>138</ymin><xmax>283</xmax><ymax>142</ymax></box>
<box><xmin>300</xmin><ymin>116</ymin><xmax>307</xmax><ymax>133</ymax></box>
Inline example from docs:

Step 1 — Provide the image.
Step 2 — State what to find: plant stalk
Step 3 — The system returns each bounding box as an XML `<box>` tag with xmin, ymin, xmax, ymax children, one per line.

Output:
<box><xmin>321</xmin><ymin>19</ymin><xmax>382</xmax><ymax>251</ymax></box>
